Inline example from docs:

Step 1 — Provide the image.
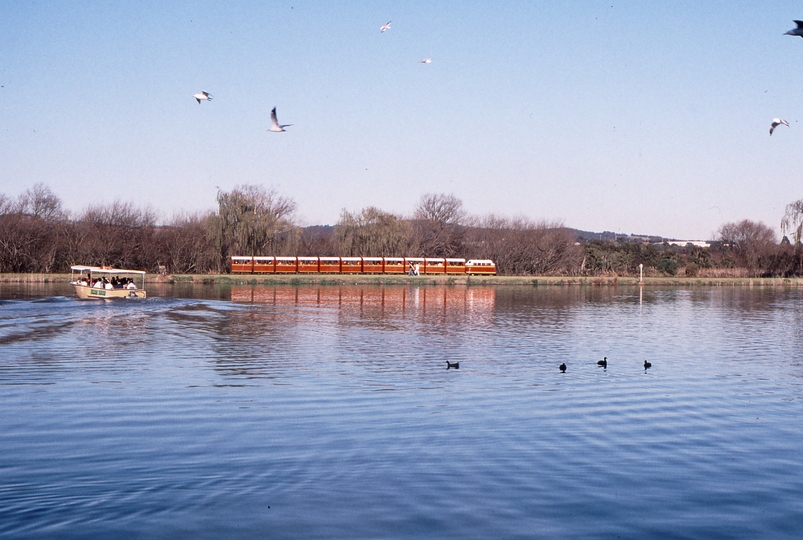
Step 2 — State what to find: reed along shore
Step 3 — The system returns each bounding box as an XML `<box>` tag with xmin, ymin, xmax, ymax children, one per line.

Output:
<box><xmin>3</xmin><ymin>273</ymin><xmax>803</xmax><ymax>287</ymax></box>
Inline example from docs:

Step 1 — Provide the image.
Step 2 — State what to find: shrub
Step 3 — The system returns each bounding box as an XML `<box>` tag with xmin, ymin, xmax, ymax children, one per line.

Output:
<box><xmin>658</xmin><ymin>258</ymin><xmax>679</xmax><ymax>275</ymax></box>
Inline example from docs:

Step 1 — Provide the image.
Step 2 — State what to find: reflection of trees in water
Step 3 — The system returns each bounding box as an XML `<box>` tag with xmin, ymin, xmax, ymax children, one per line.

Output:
<box><xmin>221</xmin><ymin>286</ymin><xmax>502</xmax><ymax>380</ymax></box>
<box><xmin>0</xmin><ymin>282</ymin><xmax>74</xmax><ymax>299</ymax></box>
<box><xmin>705</xmin><ymin>287</ymin><xmax>789</xmax><ymax>313</ymax></box>
<box><xmin>211</xmin><ymin>285</ymin><xmax>803</xmax><ymax>384</ymax></box>
<box><xmin>150</xmin><ymin>282</ymin><xmax>233</xmax><ymax>301</ymax></box>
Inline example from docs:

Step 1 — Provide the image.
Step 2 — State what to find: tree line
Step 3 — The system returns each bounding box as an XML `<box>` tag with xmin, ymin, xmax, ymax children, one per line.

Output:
<box><xmin>3</xmin><ymin>183</ymin><xmax>803</xmax><ymax>277</ymax></box>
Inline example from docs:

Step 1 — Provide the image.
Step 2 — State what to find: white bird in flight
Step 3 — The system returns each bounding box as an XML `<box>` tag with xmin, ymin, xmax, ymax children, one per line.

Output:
<box><xmin>770</xmin><ymin>118</ymin><xmax>790</xmax><ymax>135</ymax></box>
<box><xmin>420</xmin><ymin>58</ymin><xmax>432</xmax><ymax>64</ymax></box>
<box><xmin>785</xmin><ymin>21</ymin><xmax>803</xmax><ymax>37</ymax></box>
<box><xmin>380</xmin><ymin>21</ymin><xmax>391</xmax><ymax>32</ymax></box>
<box><xmin>269</xmin><ymin>107</ymin><xmax>292</xmax><ymax>132</ymax></box>
<box><xmin>193</xmin><ymin>91</ymin><xmax>213</xmax><ymax>104</ymax></box>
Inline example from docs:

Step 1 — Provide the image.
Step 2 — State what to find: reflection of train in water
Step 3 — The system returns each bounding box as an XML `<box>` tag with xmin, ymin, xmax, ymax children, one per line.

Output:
<box><xmin>230</xmin><ymin>285</ymin><xmax>496</xmax><ymax>314</ymax></box>
<box><xmin>230</xmin><ymin>256</ymin><xmax>496</xmax><ymax>275</ymax></box>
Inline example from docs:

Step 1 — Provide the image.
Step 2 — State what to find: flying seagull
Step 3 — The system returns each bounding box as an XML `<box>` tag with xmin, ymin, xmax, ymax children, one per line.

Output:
<box><xmin>420</xmin><ymin>58</ymin><xmax>432</xmax><ymax>64</ymax></box>
<box><xmin>269</xmin><ymin>107</ymin><xmax>292</xmax><ymax>132</ymax></box>
<box><xmin>770</xmin><ymin>118</ymin><xmax>790</xmax><ymax>135</ymax></box>
<box><xmin>380</xmin><ymin>21</ymin><xmax>391</xmax><ymax>32</ymax></box>
<box><xmin>193</xmin><ymin>91</ymin><xmax>213</xmax><ymax>104</ymax></box>
<box><xmin>785</xmin><ymin>21</ymin><xmax>803</xmax><ymax>37</ymax></box>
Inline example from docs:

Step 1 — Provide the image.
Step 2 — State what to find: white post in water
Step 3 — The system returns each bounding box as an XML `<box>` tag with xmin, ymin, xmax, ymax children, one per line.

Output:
<box><xmin>639</xmin><ymin>263</ymin><xmax>643</xmax><ymax>283</ymax></box>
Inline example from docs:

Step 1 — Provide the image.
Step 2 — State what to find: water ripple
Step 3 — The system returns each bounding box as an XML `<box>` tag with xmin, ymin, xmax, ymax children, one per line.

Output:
<box><xmin>1</xmin><ymin>285</ymin><xmax>802</xmax><ymax>538</ymax></box>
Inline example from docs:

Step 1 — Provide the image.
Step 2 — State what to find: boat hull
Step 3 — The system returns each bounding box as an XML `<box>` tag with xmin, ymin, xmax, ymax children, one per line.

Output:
<box><xmin>72</xmin><ymin>284</ymin><xmax>147</xmax><ymax>299</ymax></box>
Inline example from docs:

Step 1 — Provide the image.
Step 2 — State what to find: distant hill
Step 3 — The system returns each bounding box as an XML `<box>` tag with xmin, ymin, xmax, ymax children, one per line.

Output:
<box><xmin>570</xmin><ymin>229</ymin><xmax>667</xmax><ymax>243</ymax></box>
<box><xmin>303</xmin><ymin>224</ymin><xmax>705</xmax><ymax>246</ymax></box>
<box><xmin>302</xmin><ymin>225</ymin><xmax>335</xmax><ymax>239</ymax></box>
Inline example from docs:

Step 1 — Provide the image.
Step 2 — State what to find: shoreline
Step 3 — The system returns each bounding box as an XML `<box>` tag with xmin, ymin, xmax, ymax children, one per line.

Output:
<box><xmin>3</xmin><ymin>273</ymin><xmax>803</xmax><ymax>287</ymax></box>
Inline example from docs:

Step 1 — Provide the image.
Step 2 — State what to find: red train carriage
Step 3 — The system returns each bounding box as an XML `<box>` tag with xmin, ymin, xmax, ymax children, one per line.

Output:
<box><xmin>297</xmin><ymin>256</ymin><xmax>319</xmax><ymax>273</ymax></box>
<box><xmin>423</xmin><ymin>258</ymin><xmax>446</xmax><ymax>274</ymax></box>
<box><xmin>231</xmin><ymin>256</ymin><xmax>254</xmax><ymax>273</ymax></box>
<box><xmin>275</xmin><ymin>257</ymin><xmax>298</xmax><ymax>273</ymax></box>
<box><xmin>254</xmin><ymin>256</ymin><xmax>275</xmax><ymax>273</ymax></box>
<box><xmin>319</xmin><ymin>257</ymin><xmax>341</xmax><ymax>273</ymax></box>
<box><xmin>230</xmin><ymin>256</ymin><xmax>496</xmax><ymax>275</ymax></box>
<box><xmin>383</xmin><ymin>257</ymin><xmax>405</xmax><ymax>274</ymax></box>
<box><xmin>445</xmin><ymin>258</ymin><xmax>466</xmax><ymax>274</ymax></box>
<box><xmin>362</xmin><ymin>257</ymin><xmax>383</xmax><ymax>273</ymax></box>
<box><xmin>341</xmin><ymin>257</ymin><xmax>362</xmax><ymax>273</ymax></box>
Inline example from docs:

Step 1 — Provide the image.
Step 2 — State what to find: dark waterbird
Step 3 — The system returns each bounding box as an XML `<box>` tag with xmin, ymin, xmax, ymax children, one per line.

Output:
<box><xmin>559</xmin><ymin>363</ymin><xmax>566</xmax><ymax>373</ymax></box>
<box><xmin>644</xmin><ymin>360</ymin><xmax>652</xmax><ymax>370</ymax></box>
<box><xmin>597</xmin><ymin>357</ymin><xmax>607</xmax><ymax>368</ymax></box>
<box><xmin>446</xmin><ymin>361</ymin><xmax>459</xmax><ymax>370</ymax></box>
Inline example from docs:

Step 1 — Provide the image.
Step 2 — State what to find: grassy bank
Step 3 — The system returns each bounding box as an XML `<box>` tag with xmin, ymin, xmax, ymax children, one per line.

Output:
<box><xmin>3</xmin><ymin>273</ymin><xmax>803</xmax><ymax>287</ymax></box>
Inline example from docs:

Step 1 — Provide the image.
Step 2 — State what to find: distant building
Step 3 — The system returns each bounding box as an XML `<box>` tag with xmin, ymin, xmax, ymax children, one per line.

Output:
<box><xmin>667</xmin><ymin>240</ymin><xmax>710</xmax><ymax>248</ymax></box>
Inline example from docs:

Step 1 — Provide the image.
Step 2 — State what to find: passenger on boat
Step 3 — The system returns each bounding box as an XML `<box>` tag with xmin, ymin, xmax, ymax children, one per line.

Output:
<box><xmin>104</xmin><ymin>278</ymin><xmax>113</xmax><ymax>290</ymax></box>
<box><xmin>78</xmin><ymin>278</ymin><xmax>88</xmax><ymax>286</ymax></box>
<box><xmin>126</xmin><ymin>280</ymin><xmax>137</xmax><ymax>290</ymax></box>
<box><xmin>93</xmin><ymin>278</ymin><xmax>104</xmax><ymax>288</ymax></box>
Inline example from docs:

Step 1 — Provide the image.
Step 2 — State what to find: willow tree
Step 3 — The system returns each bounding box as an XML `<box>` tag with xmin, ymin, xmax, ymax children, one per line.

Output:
<box><xmin>781</xmin><ymin>198</ymin><xmax>803</xmax><ymax>247</ymax></box>
<box><xmin>207</xmin><ymin>185</ymin><xmax>298</xmax><ymax>271</ymax></box>
<box><xmin>779</xmin><ymin>198</ymin><xmax>803</xmax><ymax>276</ymax></box>
<box><xmin>334</xmin><ymin>207</ymin><xmax>412</xmax><ymax>256</ymax></box>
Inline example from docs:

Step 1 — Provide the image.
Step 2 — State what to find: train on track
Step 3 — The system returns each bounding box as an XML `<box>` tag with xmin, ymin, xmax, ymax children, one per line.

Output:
<box><xmin>230</xmin><ymin>256</ymin><xmax>496</xmax><ymax>275</ymax></box>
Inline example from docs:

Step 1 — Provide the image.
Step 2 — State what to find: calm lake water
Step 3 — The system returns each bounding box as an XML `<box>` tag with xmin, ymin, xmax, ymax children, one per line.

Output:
<box><xmin>1</xmin><ymin>283</ymin><xmax>802</xmax><ymax>539</ymax></box>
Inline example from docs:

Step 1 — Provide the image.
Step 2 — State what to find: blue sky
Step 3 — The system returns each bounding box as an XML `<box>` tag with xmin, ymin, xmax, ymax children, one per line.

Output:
<box><xmin>3</xmin><ymin>1</ymin><xmax>803</xmax><ymax>240</ymax></box>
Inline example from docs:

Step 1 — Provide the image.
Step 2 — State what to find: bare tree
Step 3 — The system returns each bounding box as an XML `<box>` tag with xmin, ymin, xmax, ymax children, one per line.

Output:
<box><xmin>78</xmin><ymin>201</ymin><xmax>159</xmax><ymax>269</ymax></box>
<box><xmin>155</xmin><ymin>212</ymin><xmax>217</xmax><ymax>274</ymax></box>
<box><xmin>0</xmin><ymin>185</ymin><xmax>66</xmax><ymax>272</ymax></box>
<box><xmin>17</xmin><ymin>183</ymin><xmax>65</xmax><ymax>221</ymax></box>
<box><xmin>415</xmin><ymin>193</ymin><xmax>465</xmax><ymax>225</ymax></box>
<box><xmin>718</xmin><ymin>219</ymin><xmax>777</xmax><ymax>275</ymax></box>
<box><xmin>413</xmin><ymin>193</ymin><xmax>465</xmax><ymax>256</ymax></box>
<box><xmin>467</xmin><ymin>215</ymin><xmax>582</xmax><ymax>275</ymax></box>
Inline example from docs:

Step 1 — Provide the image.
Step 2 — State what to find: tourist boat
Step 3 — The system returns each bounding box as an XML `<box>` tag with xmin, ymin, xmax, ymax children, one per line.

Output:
<box><xmin>70</xmin><ymin>265</ymin><xmax>147</xmax><ymax>299</ymax></box>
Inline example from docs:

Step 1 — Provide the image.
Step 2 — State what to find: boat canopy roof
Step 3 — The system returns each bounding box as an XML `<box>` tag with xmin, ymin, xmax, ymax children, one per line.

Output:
<box><xmin>71</xmin><ymin>265</ymin><xmax>146</xmax><ymax>275</ymax></box>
